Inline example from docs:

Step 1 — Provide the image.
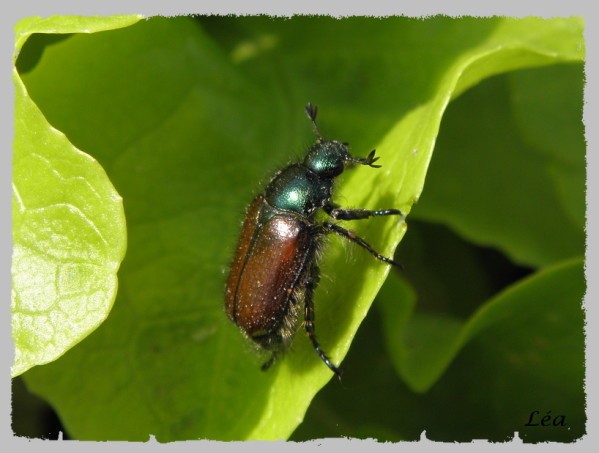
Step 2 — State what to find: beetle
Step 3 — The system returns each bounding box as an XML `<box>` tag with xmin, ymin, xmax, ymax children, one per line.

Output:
<box><xmin>225</xmin><ymin>103</ymin><xmax>404</xmax><ymax>378</ymax></box>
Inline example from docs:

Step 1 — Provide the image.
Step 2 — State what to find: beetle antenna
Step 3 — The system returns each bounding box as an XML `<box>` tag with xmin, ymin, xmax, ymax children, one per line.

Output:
<box><xmin>305</xmin><ymin>102</ymin><xmax>323</xmax><ymax>141</ymax></box>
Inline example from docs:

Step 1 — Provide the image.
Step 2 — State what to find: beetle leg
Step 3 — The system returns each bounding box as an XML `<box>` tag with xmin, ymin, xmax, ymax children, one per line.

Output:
<box><xmin>261</xmin><ymin>354</ymin><xmax>277</xmax><ymax>371</ymax></box>
<box><xmin>304</xmin><ymin>264</ymin><xmax>343</xmax><ymax>379</ymax></box>
<box><xmin>324</xmin><ymin>202</ymin><xmax>405</xmax><ymax>221</ymax></box>
<box><xmin>322</xmin><ymin>221</ymin><xmax>403</xmax><ymax>269</ymax></box>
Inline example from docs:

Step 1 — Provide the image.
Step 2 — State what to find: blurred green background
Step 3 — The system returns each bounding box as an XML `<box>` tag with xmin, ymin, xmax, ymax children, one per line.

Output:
<box><xmin>12</xmin><ymin>16</ymin><xmax>585</xmax><ymax>442</ymax></box>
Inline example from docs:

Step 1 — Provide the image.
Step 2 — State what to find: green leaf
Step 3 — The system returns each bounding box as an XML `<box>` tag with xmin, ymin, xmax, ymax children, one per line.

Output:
<box><xmin>19</xmin><ymin>16</ymin><xmax>583</xmax><ymax>441</ymax></box>
<box><xmin>380</xmin><ymin>255</ymin><xmax>585</xmax><ymax>390</ymax></box>
<box><xmin>294</xmin><ymin>256</ymin><xmax>585</xmax><ymax>442</ymax></box>
<box><xmin>378</xmin><ymin>257</ymin><xmax>585</xmax><ymax>441</ymax></box>
<box><xmin>413</xmin><ymin>63</ymin><xmax>585</xmax><ymax>267</ymax></box>
<box><xmin>14</xmin><ymin>14</ymin><xmax>143</xmax><ymax>50</ymax></box>
<box><xmin>11</xmin><ymin>16</ymin><xmax>137</xmax><ymax>377</ymax></box>
<box><xmin>509</xmin><ymin>65</ymin><xmax>586</xmax><ymax>231</ymax></box>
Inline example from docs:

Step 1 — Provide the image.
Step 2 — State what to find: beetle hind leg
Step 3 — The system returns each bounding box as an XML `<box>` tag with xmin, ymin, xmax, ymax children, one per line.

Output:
<box><xmin>304</xmin><ymin>265</ymin><xmax>344</xmax><ymax>379</ymax></box>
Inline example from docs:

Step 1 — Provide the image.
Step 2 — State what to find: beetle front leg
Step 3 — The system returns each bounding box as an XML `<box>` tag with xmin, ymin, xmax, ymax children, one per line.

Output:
<box><xmin>324</xmin><ymin>202</ymin><xmax>405</xmax><ymax>221</ymax></box>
